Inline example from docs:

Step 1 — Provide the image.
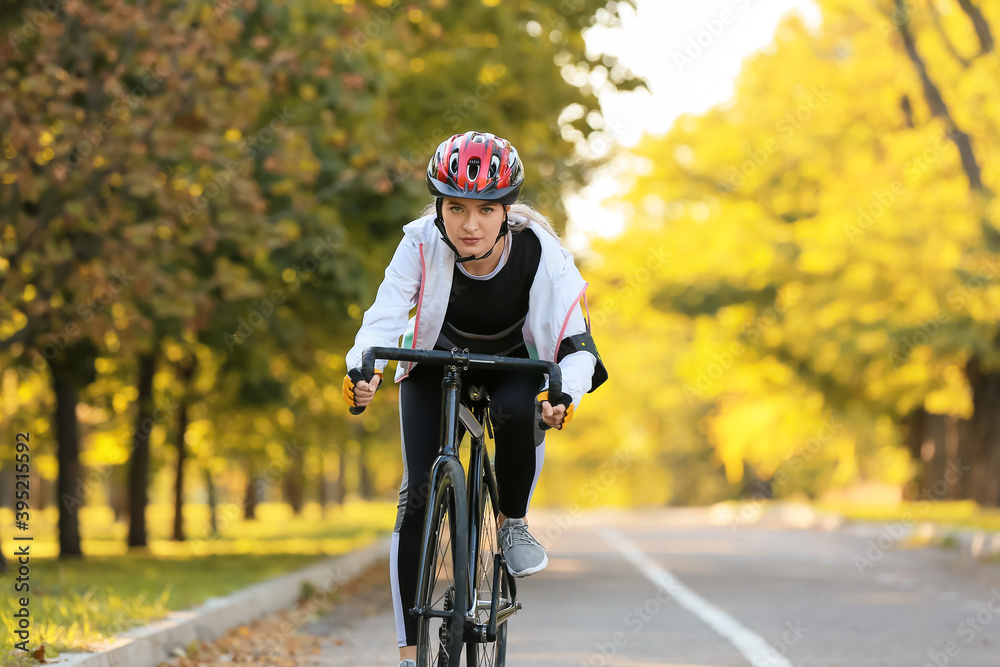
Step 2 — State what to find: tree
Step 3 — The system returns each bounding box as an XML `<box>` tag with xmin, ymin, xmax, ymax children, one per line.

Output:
<box><xmin>591</xmin><ymin>0</ymin><xmax>1000</xmax><ymax>503</ymax></box>
<box><xmin>0</xmin><ymin>0</ymin><xmax>645</xmax><ymax>555</ymax></box>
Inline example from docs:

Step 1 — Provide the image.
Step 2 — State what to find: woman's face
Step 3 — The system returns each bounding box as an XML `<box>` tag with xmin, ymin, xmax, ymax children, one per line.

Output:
<box><xmin>441</xmin><ymin>197</ymin><xmax>506</xmax><ymax>256</ymax></box>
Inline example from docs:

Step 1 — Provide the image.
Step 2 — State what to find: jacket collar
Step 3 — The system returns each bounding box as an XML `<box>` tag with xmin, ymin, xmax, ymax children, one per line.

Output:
<box><xmin>403</xmin><ymin>214</ymin><xmax>569</xmax><ymax>283</ymax></box>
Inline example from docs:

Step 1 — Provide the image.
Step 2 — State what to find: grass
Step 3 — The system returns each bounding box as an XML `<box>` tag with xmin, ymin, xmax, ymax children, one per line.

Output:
<box><xmin>814</xmin><ymin>499</ymin><xmax>1000</xmax><ymax>533</ymax></box>
<box><xmin>0</xmin><ymin>500</ymin><xmax>396</xmax><ymax>660</ymax></box>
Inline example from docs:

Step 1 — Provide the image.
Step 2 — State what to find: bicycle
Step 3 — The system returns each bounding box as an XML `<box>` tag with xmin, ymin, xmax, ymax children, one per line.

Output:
<box><xmin>349</xmin><ymin>346</ymin><xmax>563</xmax><ymax>667</ymax></box>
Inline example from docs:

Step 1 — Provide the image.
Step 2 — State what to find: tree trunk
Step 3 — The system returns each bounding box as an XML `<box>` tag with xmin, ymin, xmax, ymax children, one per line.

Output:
<box><xmin>962</xmin><ymin>356</ymin><xmax>1000</xmax><ymax>505</ymax></box>
<box><xmin>36</xmin><ymin>473</ymin><xmax>48</xmax><ymax>510</ymax></box>
<box><xmin>127</xmin><ymin>352</ymin><xmax>157</xmax><ymax>549</ymax></box>
<box><xmin>922</xmin><ymin>412</ymin><xmax>947</xmax><ymax>499</ymax></box>
<box><xmin>284</xmin><ymin>450</ymin><xmax>305</xmax><ymax>515</ymax></box>
<box><xmin>944</xmin><ymin>414</ymin><xmax>961</xmax><ymax>499</ymax></box>
<box><xmin>895</xmin><ymin>3</ymin><xmax>999</xmax><ymax>505</ymax></box>
<box><xmin>956</xmin><ymin>0</ymin><xmax>994</xmax><ymax>55</ymax></box>
<box><xmin>894</xmin><ymin>0</ymin><xmax>984</xmax><ymax>192</ymax></box>
<box><xmin>109</xmin><ymin>465</ymin><xmax>128</xmax><ymax>521</ymax></box>
<box><xmin>318</xmin><ymin>450</ymin><xmax>327</xmax><ymax>519</ymax></box>
<box><xmin>0</xmin><ymin>465</ymin><xmax>8</xmax><ymax>508</ymax></box>
<box><xmin>904</xmin><ymin>408</ymin><xmax>930</xmax><ymax>500</ymax></box>
<box><xmin>244</xmin><ymin>461</ymin><xmax>259</xmax><ymax>520</ymax></box>
<box><xmin>205</xmin><ymin>466</ymin><xmax>219</xmax><ymax>536</ymax></box>
<box><xmin>335</xmin><ymin>443</ymin><xmax>347</xmax><ymax>505</ymax></box>
<box><xmin>356</xmin><ymin>426</ymin><xmax>374</xmax><ymax>501</ymax></box>
<box><xmin>51</xmin><ymin>361</ymin><xmax>83</xmax><ymax>558</ymax></box>
<box><xmin>172</xmin><ymin>356</ymin><xmax>196</xmax><ymax>541</ymax></box>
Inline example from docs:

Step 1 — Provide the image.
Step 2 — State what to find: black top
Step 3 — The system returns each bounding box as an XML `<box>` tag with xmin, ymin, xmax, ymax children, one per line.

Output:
<box><xmin>435</xmin><ymin>230</ymin><xmax>542</xmax><ymax>357</ymax></box>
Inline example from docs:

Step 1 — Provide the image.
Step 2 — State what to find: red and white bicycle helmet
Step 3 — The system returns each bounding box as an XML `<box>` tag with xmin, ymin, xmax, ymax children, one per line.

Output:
<box><xmin>426</xmin><ymin>131</ymin><xmax>524</xmax><ymax>205</ymax></box>
<box><xmin>426</xmin><ymin>131</ymin><xmax>525</xmax><ymax>263</ymax></box>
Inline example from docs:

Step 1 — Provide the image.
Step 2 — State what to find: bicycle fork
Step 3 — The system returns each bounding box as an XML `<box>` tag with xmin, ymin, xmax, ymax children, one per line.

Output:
<box><xmin>464</xmin><ymin>410</ymin><xmax>520</xmax><ymax>645</ymax></box>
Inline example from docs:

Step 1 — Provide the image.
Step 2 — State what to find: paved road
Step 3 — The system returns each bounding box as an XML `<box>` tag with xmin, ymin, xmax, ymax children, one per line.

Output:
<box><xmin>299</xmin><ymin>508</ymin><xmax>1000</xmax><ymax>667</ymax></box>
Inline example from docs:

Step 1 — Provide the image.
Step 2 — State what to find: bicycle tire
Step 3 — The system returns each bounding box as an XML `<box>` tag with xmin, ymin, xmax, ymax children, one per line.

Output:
<box><xmin>467</xmin><ymin>460</ymin><xmax>508</xmax><ymax>667</ymax></box>
<box><xmin>416</xmin><ymin>468</ymin><xmax>469</xmax><ymax>667</ymax></box>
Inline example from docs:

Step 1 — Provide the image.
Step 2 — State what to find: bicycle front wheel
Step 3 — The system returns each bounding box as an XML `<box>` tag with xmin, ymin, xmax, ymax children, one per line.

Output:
<box><xmin>416</xmin><ymin>471</ymin><xmax>468</xmax><ymax>667</ymax></box>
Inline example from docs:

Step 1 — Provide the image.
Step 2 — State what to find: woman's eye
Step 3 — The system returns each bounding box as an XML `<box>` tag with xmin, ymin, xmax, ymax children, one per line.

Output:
<box><xmin>449</xmin><ymin>206</ymin><xmax>463</xmax><ymax>213</ymax></box>
<box><xmin>481</xmin><ymin>207</ymin><xmax>493</xmax><ymax>214</ymax></box>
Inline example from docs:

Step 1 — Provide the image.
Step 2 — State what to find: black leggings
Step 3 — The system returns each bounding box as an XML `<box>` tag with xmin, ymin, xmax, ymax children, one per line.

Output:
<box><xmin>390</xmin><ymin>362</ymin><xmax>545</xmax><ymax>647</ymax></box>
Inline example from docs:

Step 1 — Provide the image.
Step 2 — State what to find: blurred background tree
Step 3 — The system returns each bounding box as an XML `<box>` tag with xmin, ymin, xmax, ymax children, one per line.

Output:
<box><xmin>0</xmin><ymin>0</ymin><xmax>642</xmax><ymax>558</ymax></box>
<box><xmin>576</xmin><ymin>0</ymin><xmax>1000</xmax><ymax>507</ymax></box>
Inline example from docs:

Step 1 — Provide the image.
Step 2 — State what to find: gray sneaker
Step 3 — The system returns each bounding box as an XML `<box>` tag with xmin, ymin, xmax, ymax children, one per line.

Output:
<box><xmin>499</xmin><ymin>517</ymin><xmax>548</xmax><ymax>577</ymax></box>
<box><xmin>399</xmin><ymin>661</ymin><xmax>416</xmax><ymax>667</ymax></box>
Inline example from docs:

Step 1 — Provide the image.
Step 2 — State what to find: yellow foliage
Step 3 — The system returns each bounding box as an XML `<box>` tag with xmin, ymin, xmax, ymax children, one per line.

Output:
<box><xmin>572</xmin><ymin>0</ymin><xmax>1000</xmax><ymax>500</ymax></box>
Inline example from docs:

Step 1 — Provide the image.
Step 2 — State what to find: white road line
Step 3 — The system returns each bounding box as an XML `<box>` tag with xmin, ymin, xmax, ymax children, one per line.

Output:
<box><xmin>598</xmin><ymin>527</ymin><xmax>793</xmax><ymax>667</ymax></box>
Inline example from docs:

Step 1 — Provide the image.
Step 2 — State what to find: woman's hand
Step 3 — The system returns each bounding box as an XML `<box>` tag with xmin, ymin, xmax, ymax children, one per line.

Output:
<box><xmin>353</xmin><ymin>374</ymin><xmax>381</xmax><ymax>408</ymax></box>
<box><xmin>343</xmin><ymin>370</ymin><xmax>382</xmax><ymax>409</ymax></box>
<box><xmin>540</xmin><ymin>400</ymin><xmax>566</xmax><ymax>429</ymax></box>
<box><xmin>537</xmin><ymin>390</ymin><xmax>575</xmax><ymax>430</ymax></box>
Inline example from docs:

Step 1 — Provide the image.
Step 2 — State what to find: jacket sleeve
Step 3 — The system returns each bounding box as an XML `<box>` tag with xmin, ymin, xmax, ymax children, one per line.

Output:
<box><xmin>345</xmin><ymin>235</ymin><xmax>422</xmax><ymax>374</ymax></box>
<box><xmin>556</xmin><ymin>304</ymin><xmax>596</xmax><ymax>409</ymax></box>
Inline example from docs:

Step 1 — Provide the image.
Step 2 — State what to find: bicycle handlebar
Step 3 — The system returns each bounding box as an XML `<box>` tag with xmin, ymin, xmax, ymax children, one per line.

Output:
<box><xmin>348</xmin><ymin>346</ymin><xmax>562</xmax><ymax>416</ymax></box>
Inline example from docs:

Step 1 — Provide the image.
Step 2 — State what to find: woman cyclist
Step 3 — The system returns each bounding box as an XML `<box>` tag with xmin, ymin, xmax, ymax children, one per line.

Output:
<box><xmin>343</xmin><ymin>130</ymin><xmax>607</xmax><ymax>667</ymax></box>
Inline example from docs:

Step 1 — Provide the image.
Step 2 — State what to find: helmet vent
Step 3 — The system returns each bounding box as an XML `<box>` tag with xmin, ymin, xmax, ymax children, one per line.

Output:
<box><xmin>467</xmin><ymin>157</ymin><xmax>481</xmax><ymax>181</ymax></box>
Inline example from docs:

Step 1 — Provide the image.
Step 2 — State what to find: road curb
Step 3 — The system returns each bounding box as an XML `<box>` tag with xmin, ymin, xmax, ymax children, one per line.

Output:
<box><xmin>767</xmin><ymin>502</ymin><xmax>1000</xmax><ymax>560</ymax></box>
<box><xmin>45</xmin><ymin>535</ymin><xmax>392</xmax><ymax>667</ymax></box>
<box><xmin>709</xmin><ymin>501</ymin><xmax>1000</xmax><ymax>561</ymax></box>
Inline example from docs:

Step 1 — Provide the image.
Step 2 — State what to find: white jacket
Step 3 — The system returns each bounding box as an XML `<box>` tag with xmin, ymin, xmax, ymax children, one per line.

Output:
<box><xmin>345</xmin><ymin>213</ymin><xmax>597</xmax><ymax>407</ymax></box>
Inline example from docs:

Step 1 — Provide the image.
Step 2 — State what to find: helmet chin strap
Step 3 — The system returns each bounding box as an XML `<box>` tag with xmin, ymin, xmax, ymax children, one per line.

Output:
<box><xmin>434</xmin><ymin>197</ymin><xmax>509</xmax><ymax>264</ymax></box>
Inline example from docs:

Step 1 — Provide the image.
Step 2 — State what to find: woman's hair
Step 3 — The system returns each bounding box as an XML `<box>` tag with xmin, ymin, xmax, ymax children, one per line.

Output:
<box><xmin>421</xmin><ymin>199</ymin><xmax>561</xmax><ymax>240</ymax></box>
